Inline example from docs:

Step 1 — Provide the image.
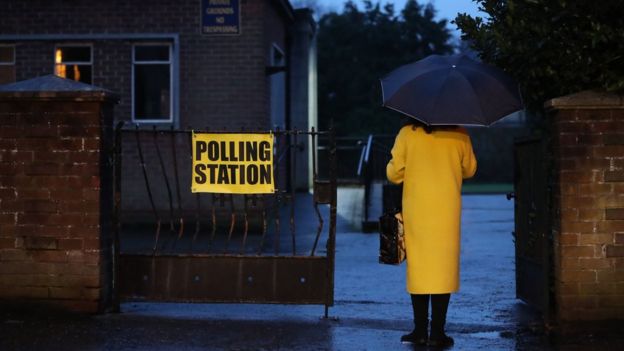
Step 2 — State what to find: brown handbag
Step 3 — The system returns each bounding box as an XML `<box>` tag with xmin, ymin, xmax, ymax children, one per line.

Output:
<box><xmin>378</xmin><ymin>210</ymin><xmax>406</xmax><ymax>265</ymax></box>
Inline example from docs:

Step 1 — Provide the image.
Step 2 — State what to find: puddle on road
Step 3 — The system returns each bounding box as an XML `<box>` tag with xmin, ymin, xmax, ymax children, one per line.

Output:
<box><xmin>467</xmin><ymin>331</ymin><xmax>514</xmax><ymax>339</ymax></box>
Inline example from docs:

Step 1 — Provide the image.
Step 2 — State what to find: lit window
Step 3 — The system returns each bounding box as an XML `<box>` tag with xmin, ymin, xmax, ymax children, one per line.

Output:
<box><xmin>54</xmin><ymin>45</ymin><xmax>92</xmax><ymax>84</ymax></box>
<box><xmin>0</xmin><ymin>45</ymin><xmax>15</xmax><ymax>84</ymax></box>
<box><xmin>133</xmin><ymin>44</ymin><xmax>172</xmax><ymax>122</ymax></box>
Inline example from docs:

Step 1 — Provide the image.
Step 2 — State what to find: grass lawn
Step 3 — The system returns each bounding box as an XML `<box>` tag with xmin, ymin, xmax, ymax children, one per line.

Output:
<box><xmin>462</xmin><ymin>183</ymin><xmax>514</xmax><ymax>194</ymax></box>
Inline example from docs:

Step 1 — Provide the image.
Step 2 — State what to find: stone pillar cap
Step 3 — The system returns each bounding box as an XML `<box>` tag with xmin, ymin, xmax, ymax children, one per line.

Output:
<box><xmin>545</xmin><ymin>90</ymin><xmax>624</xmax><ymax>110</ymax></box>
<box><xmin>0</xmin><ymin>75</ymin><xmax>119</xmax><ymax>102</ymax></box>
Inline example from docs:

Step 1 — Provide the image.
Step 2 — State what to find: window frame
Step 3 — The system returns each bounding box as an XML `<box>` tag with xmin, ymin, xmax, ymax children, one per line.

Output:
<box><xmin>131</xmin><ymin>42</ymin><xmax>174</xmax><ymax>124</ymax></box>
<box><xmin>53</xmin><ymin>43</ymin><xmax>93</xmax><ymax>84</ymax></box>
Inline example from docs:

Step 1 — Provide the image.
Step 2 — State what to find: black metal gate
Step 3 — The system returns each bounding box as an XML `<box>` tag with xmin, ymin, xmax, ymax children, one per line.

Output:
<box><xmin>512</xmin><ymin>137</ymin><xmax>552</xmax><ymax>319</ymax></box>
<box><xmin>111</xmin><ymin>124</ymin><xmax>336</xmax><ymax>316</ymax></box>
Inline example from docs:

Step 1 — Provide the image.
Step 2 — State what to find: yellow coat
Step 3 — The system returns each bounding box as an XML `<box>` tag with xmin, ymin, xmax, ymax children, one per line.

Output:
<box><xmin>386</xmin><ymin>126</ymin><xmax>477</xmax><ymax>294</ymax></box>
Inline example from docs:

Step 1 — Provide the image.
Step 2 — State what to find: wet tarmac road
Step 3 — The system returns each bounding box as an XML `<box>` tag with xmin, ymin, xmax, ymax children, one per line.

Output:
<box><xmin>2</xmin><ymin>194</ymin><xmax>623</xmax><ymax>350</ymax></box>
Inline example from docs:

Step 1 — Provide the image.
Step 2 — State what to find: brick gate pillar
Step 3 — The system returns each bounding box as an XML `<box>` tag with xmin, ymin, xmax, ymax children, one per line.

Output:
<box><xmin>546</xmin><ymin>91</ymin><xmax>624</xmax><ymax>321</ymax></box>
<box><xmin>0</xmin><ymin>75</ymin><xmax>118</xmax><ymax>313</ymax></box>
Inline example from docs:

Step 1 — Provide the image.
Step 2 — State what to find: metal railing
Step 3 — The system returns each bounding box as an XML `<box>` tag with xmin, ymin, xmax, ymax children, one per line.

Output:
<box><xmin>114</xmin><ymin>125</ymin><xmax>333</xmax><ymax>255</ymax></box>
<box><xmin>112</xmin><ymin>123</ymin><xmax>337</xmax><ymax>314</ymax></box>
<box><xmin>318</xmin><ymin>136</ymin><xmax>367</xmax><ymax>183</ymax></box>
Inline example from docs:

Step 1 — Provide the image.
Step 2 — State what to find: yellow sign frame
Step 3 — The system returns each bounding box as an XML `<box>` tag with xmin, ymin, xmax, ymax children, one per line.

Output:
<box><xmin>191</xmin><ymin>132</ymin><xmax>275</xmax><ymax>194</ymax></box>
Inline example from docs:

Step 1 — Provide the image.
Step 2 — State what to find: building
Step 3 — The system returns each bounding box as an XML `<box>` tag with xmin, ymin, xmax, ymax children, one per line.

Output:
<box><xmin>0</xmin><ymin>0</ymin><xmax>318</xmax><ymax>219</ymax></box>
<box><xmin>0</xmin><ymin>0</ymin><xmax>317</xmax><ymax>133</ymax></box>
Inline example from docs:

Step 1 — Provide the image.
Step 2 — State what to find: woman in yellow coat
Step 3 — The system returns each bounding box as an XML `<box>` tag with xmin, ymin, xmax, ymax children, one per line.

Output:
<box><xmin>386</xmin><ymin>120</ymin><xmax>477</xmax><ymax>347</ymax></box>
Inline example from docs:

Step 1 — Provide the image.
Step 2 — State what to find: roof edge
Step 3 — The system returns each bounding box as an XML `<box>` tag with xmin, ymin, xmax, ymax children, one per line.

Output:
<box><xmin>0</xmin><ymin>75</ymin><xmax>120</xmax><ymax>102</ymax></box>
<box><xmin>0</xmin><ymin>90</ymin><xmax>119</xmax><ymax>102</ymax></box>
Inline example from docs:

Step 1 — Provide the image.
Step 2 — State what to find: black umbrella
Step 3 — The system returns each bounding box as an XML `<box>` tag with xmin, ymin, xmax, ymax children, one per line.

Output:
<box><xmin>380</xmin><ymin>54</ymin><xmax>523</xmax><ymax>126</ymax></box>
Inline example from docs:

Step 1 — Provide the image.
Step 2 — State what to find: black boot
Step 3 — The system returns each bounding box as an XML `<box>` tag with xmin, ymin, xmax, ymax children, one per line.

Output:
<box><xmin>400</xmin><ymin>322</ymin><xmax>428</xmax><ymax>345</ymax></box>
<box><xmin>428</xmin><ymin>294</ymin><xmax>454</xmax><ymax>349</ymax></box>
<box><xmin>428</xmin><ymin>327</ymin><xmax>454</xmax><ymax>348</ymax></box>
<box><xmin>401</xmin><ymin>294</ymin><xmax>428</xmax><ymax>345</ymax></box>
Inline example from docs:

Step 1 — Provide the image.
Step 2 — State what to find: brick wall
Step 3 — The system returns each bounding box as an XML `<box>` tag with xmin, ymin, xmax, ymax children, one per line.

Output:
<box><xmin>0</xmin><ymin>87</ymin><xmax>116</xmax><ymax>313</ymax></box>
<box><xmin>547</xmin><ymin>91</ymin><xmax>624</xmax><ymax>321</ymax></box>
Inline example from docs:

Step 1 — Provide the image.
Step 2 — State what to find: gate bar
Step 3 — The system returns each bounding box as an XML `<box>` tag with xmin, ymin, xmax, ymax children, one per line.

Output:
<box><xmin>325</xmin><ymin>123</ymin><xmax>337</xmax><ymax>318</ymax></box>
<box><xmin>134</xmin><ymin>125</ymin><xmax>162</xmax><ymax>253</ymax></box>
<box><xmin>169</xmin><ymin>126</ymin><xmax>184</xmax><ymax>240</ymax></box>
<box><xmin>224</xmin><ymin>194</ymin><xmax>236</xmax><ymax>252</ymax></box>
<box><xmin>240</xmin><ymin>195</ymin><xmax>250</xmax><ymax>254</ymax></box>
<box><xmin>310</xmin><ymin>127</ymin><xmax>323</xmax><ymax>256</ymax></box>
<box><xmin>152</xmin><ymin>126</ymin><xmax>176</xmax><ymax>247</ymax></box>
<box><xmin>257</xmin><ymin>195</ymin><xmax>268</xmax><ymax>255</ymax></box>
<box><xmin>121</xmin><ymin>126</ymin><xmax>329</xmax><ymax>136</ymax></box>
<box><xmin>273</xmin><ymin>127</ymin><xmax>281</xmax><ymax>255</ymax></box>
<box><xmin>290</xmin><ymin>130</ymin><xmax>298</xmax><ymax>255</ymax></box>
<box><xmin>208</xmin><ymin>195</ymin><xmax>217</xmax><ymax>251</ymax></box>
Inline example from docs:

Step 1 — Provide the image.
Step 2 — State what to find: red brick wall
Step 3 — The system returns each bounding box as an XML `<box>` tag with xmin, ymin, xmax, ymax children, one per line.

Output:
<box><xmin>0</xmin><ymin>0</ymin><xmax>293</xmax><ymax>129</ymax></box>
<box><xmin>548</xmin><ymin>92</ymin><xmax>624</xmax><ymax>321</ymax></box>
<box><xmin>0</xmin><ymin>92</ymin><xmax>115</xmax><ymax>313</ymax></box>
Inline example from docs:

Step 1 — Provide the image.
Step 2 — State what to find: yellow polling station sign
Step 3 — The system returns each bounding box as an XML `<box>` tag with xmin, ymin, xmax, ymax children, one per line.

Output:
<box><xmin>191</xmin><ymin>132</ymin><xmax>275</xmax><ymax>194</ymax></box>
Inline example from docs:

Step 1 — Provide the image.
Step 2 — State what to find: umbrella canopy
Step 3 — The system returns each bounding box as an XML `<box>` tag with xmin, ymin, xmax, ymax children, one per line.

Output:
<box><xmin>380</xmin><ymin>54</ymin><xmax>523</xmax><ymax>126</ymax></box>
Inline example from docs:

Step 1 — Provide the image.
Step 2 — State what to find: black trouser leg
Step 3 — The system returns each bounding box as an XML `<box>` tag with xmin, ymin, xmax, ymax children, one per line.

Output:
<box><xmin>430</xmin><ymin>293</ymin><xmax>451</xmax><ymax>339</ymax></box>
<box><xmin>410</xmin><ymin>294</ymin><xmax>429</xmax><ymax>337</ymax></box>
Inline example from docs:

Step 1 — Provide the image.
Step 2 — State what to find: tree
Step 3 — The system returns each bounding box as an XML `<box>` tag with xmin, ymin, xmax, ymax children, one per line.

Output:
<box><xmin>455</xmin><ymin>0</ymin><xmax>624</xmax><ymax>113</ymax></box>
<box><xmin>317</xmin><ymin>0</ymin><xmax>453</xmax><ymax>136</ymax></box>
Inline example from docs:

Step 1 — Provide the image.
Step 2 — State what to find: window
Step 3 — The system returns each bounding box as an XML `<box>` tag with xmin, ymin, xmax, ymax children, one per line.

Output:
<box><xmin>54</xmin><ymin>45</ymin><xmax>92</xmax><ymax>84</ymax></box>
<box><xmin>269</xmin><ymin>44</ymin><xmax>286</xmax><ymax>128</ymax></box>
<box><xmin>271</xmin><ymin>44</ymin><xmax>285</xmax><ymax>67</ymax></box>
<box><xmin>133</xmin><ymin>44</ymin><xmax>172</xmax><ymax>122</ymax></box>
<box><xmin>0</xmin><ymin>45</ymin><xmax>15</xmax><ymax>84</ymax></box>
